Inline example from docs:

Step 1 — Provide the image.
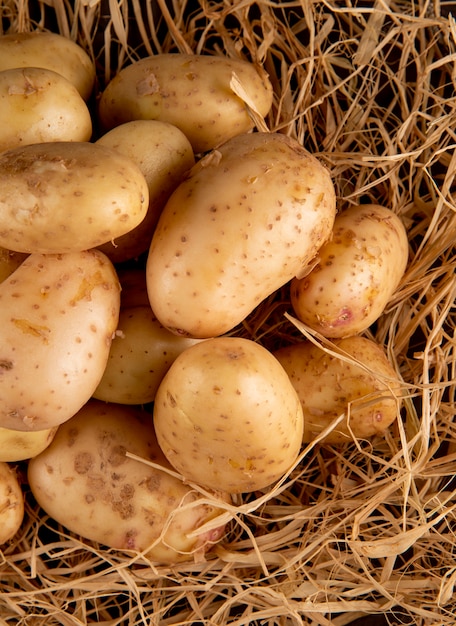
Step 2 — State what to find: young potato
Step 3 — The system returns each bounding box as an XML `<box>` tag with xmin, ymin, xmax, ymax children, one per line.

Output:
<box><xmin>0</xmin><ymin>31</ymin><xmax>95</xmax><ymax>100</ymax></box>
<box><xmin>0</xmin><ymin>67</ymin><xmax>92</xmax><ymax>152</ymax></box>
<box><xmin>96</xmin><ymin>120</ymin><xmax>195</xmax><ymax>262</ymax></box>
<box><xmin>146</xmin><ymin>131</ymin><xmax>336</xmax><ymax>338</ymax></box>
<box><xmin>98</xmin><ymin>53</ymin><xmax>273</xmax><ymax>153</ymax></box>
<box><xmin>0</xmin><ymin>141</ymin><xmax>149</xmax><ymax>254</ymax></box>
<box><xmin>28</xmin><ymin>400</ymin><xmax>230</xmax><ymax>564</ymax></box>
<box><xmin>153</xmin><ymin>336</ymin><xmax>304</xmax><ymax>494</ymax></box>
<box><xmin>290</xmin><ymin>204</ymin><xmax>409</xmax><ymax>338</ymax></box>
<box><xmin>93</xmin><ymin>306</ymin><xmax>201</xmax><ymax>405</ymax></box>
<box><xmin>0</xmin><ymin>462</ymin><xmax>24</xmax><ymax>545</ymax></box>
<box><xmin>0</xmin><ymin>426</ymin><xmax>57</xmax><ymax>462</ymax></box>
<box><xmin>0</xmin><ymin>250</ymin><xmax>120</xmax><ymax>431</ymax></box>
<box><xmin>274</xmin><ymin>336</ymin><xmax>403</xmax><ymax>444</ymax></box>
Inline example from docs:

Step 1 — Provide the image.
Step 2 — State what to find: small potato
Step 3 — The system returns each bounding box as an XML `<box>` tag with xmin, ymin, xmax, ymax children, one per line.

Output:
<box><xmin>0</xmin><ymin>67</ymin><xmax>93</xmax><ymax>152</ymax></box>
<box><xmin>0</xmin><ymin>250</ymin><xmax>120</xmax><ymax>431</ymax></box>
<box><xmin>93</xmin><ymin>306</ymin><xmax>201</xmax><ymax>405</ymax></box>
<box><xmin>28</xmin><ymin>400</ymin><xmax>230</xmax><ymax>564</ymax></box>
<box><xmin>0</xmin><ymin>462</ymin><xmax>24</xmax><ymax>544</ymax></box>
<box><xmin>0</xmin><ymin>141</ymin><xmax>149</xmax><ymax>254</ymax></box>
<box><xmin>290</xmin><ymin>204</ymin><xmax>409</xmax><ymax>338</ymax></box>
<box><xmin>98</xmin><ymin>53</ymin><xmax>273</xmax><ymax>153</ymax></box>
<box><xmin>146</xmin><ymin>131</ymin><xmax>336</xmax><ymax>338</ymax></box>
<box><xmin>153</xmin><ymin>336</ymin><xmax>304</xmax><ymax>494</ymax></box>
<box><xmin>96</xmin><ymin>120</ymin><xmax>195</xmax><ymax>262</ymax></box>
<box><xmin>0</xmin><ymin>426</ymin><xmax>57</xmax><ymax>462</ymax></box>
<box><xmin>0</xmin><ymin>247</ymin><xmax>28</xmax><ymax>283</ymax></box>
<box><xmin>274</xmin><ymin>336</ymin><xmax>403</xmax><ymax>444</ymax></box>
<box><xmin>0</xmin><ymin>31</ymin><xmax>95</xmax><ymax>100</ymax></box>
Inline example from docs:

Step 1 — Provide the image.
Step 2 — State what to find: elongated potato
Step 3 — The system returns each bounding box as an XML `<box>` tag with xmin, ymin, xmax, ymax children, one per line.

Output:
<box><xmin>290</xmin><ymin>204</ymin><xmax>409</xmax><ymax>338</ymax></box>
<box><xmin>96</xmin><ymin>120</ymin><xmax>195</xmax><ymax>262</ymax></box>
<box><xmin>93</xmin><ymin>306</ymin><xmax>201</xmax><ymax>405</ymax></box>
<box><xmin>0</xmin><ymin>462</ymin><xmax>24</xmax><ymax>544</ymax></box>
<box><xmin>274</xmin><ymin>336</ymin><xmax>403</xmax><ymax>444</ymax></box>
<box><xmin>0</xmin><ymin>67</ymin><xmax>92</xmax><ymax>152</ymax></box>
<box><xmin>28</xmin><ymin>400</ymin><xmax>230</xmax><ymax>564</ymax></box>
<box><xmin>153</xmin><ymin>336</ymin><xmax>304</xmax><ymax>494</ymax></box>
<box><xmin>0</xmin><ymin>31</ymin><xmax>95</xmax><ymax>100</ymax></box>
<box><xmin>0</xmin><ymin>250</ymin><xmax>120</xmax><ymax>431</ymax></box>
<box><xmin>0</xmin><ymin>141</ymin><xmax>149</xmax><ymax>254</ymax></box>
<box><xmin>0</xmin><ymin>426</ymin><xmax>57</xmax><ymax>462</ymax></box>
<box><xmin>98</xmin><ymin>53</ymin><xmax>273</xmax><ymax>153</ymax></box>
<box><xmin>146</xmin><ymin>131</ymin><xmax>336</xmax><ymax>338</ymax></box>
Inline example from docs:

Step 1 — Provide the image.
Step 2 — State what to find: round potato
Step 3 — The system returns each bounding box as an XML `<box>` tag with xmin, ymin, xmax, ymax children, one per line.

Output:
<box><xmin>153</xmin><ymin>336</ymin><xmax>304</xmax><ymax>494</ymax></box>
<box><xmin>0</xmin><ymin>462</ymin><xmax>24</xmax><ymax>545</ymax></box>
<box><xmin>0</xmin><ymin>426</ymin><xmax>57</xmax><ymax>462</ymax></box>
<box><xmin>93</xmin><ymin>306</ymin><xmax>201</xmax><ymax>405</ymax></box>
<box><xmin>0</xmin><ymin>141</ymin><xmax>149</xmax><ymax>254</ymax></box>
<box><xmin>96</xmin><ymin>120</ymin><xmax>195</xmax><ymax>262</ymax></box>
<box><xmin>146</xmin><ymin>131</ymin><xmax>336</xmax><ymax>338</ymax></box>
<box><xmin>0</xmin><ymin>31</ymin><xmax>95</xmax><ymax>100</ymax></box>
<box><xmin>290</xmin><ymin>204</ymin><xmax>409</xmax><ymax>338</ymax></box>
<box><xmin>274</xmin><ymin>336</ymin><xmax>403</xmax><ymax>444</ymax></box>
<box><xmin>28</xmin><ymin>400</ymin><xmax>230</xmax><ymax>564</ymax></box>
<box><xmin>98</xmin><ymin>53</ymin><xmax>273</xmax><ymax>153</ymax></box>
<box><xmin>0</xmin><ymin>250</ymin><xmax>120</xmax><ymax>431</ymax></box>
<box><xmin>0</xmin><ymin>67</ymin><xmax>92</xmax><ymax>152</ymax></box>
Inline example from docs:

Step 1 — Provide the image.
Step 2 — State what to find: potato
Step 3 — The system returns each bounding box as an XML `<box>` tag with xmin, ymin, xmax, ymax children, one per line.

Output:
<box><xmin>0</xmin><ymin>462</ymin><xmax>24</xmax><ymax>544</ymax></box>
<box><xmin>0</xmin><ymin>426</ymin><xmax>57</xmax><ymax>462</ymax></box>
<box><xmin>28</xmin><ymin>400</ymin><xmax>230</xmax><ymax>564</ymax></box>
<box><xmin>290</xmin><ymin>204</ymin><xmax>409</xmax><ymax>338</ymax></box>
<box><xmin>0</xmin><ymin>250</ymin><xmax>120</xmax><ymax>431</ymax></box>
<box><xmin>0</xmin><ymin>67</ymin><xmax>92</xmax><ymax>152</ymax></box>
<box><xmin>98</xmin><ymin>53</ymin><xmax>273</xmax><ymax>153</ymax></box>
<box><xmin>93</xmin><ymin>306</ymin><xmax>201</xmax><ymax>405</ymax></box>
<box><xmin>274</xmin><ymin>336</ymin><xmax>403</xmax><ymax>444</ymax></box>
<box><xmin>146</xmin><ymin>131</ymin><xmax>336</xmax><ymax>338</ymax></box>
<box><xmin>0</xmin><ymin>247</ymin><xmax>28</xmax><ymax>283</ymax></box>
<box><xmin>96</xmin><ymin>120</ymin><xmax>195</xmax><ymax>262</ymax></box>
<box><xmin>0</xmin><ymin>141</ymin><xmax>149</xmax><ymax>254</ymax></box>
<box><xmin>153</xmin><ymin>336</ymin><xmax>304</xmax><ymax>494</ymax></box>
<box><xmin>0</xmin><ymin>31</ymin><xmax>95</xmax><ymax>100</ymax></box>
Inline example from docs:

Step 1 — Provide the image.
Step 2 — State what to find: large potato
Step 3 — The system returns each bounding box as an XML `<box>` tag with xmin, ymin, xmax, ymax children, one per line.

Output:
<box><xmin>274</xmin><ymin>336</ymin><xmax>403</xmax><ymax>444</ymax></box>
<box><xmin>0</xmin><ymin>141</ymin><xmax>149</xmax><ymax>254</ymax></box>
<box><xmin>146</xmin><ymin>131</ymin><xmax>336</xmax><ymax>338</ymax></box>
<box><xmin>93</xmin><ymin>306</ymin><xmax>201</xmax><ymax>405</ymax></box>
<box><xmin>28</xmin><ymin>400</ymin><xmax>230</xmax><ymax>564</ymax></box>
<box><xmin>0</xmin><ymin>426</ymin><xmax>56</xmax><ymax>462</ymax></box>
<box><xmin>0</xmin><ymin>31</ymin><xmax>95</xmax><ymax>100</ymax></box>
<box><xmin>0</xmin><ymin>250</ymin><xmax>120</xmax><ymax>431</ymax></box>
<box><xmin>98</xmin><ymin>53</ymin><xmax>273</xmax><ymax>153</ymax></box>
<box><xmin>96</xmin><ymin>120</ymin><xmax>195</xmax><ymax>262</ymax></box>
<box><xmin>0</xmin><ymin>462</ymin><xmax>24</xmax><ymax>544</ymax></box>
<box><xmin>290</xmin><ymin>204</ymin><xmax>409</xmax><ymax>338</ymax></box>
<box><xmin>0</xmin><ymin>67</ymin><xmax>92</xmax><ymax>152</ymax></box>
<box><xmin>153</xmin><ymin>336</ymin><xmax>304</xmax><ymax>494</ymax></box>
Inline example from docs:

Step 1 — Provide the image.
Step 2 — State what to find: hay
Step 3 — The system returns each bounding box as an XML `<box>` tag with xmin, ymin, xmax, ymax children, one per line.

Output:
<box><xmin>0</xmin><ymin>0</ymin><xmax>455</xmax><ymax>624</ymax></box>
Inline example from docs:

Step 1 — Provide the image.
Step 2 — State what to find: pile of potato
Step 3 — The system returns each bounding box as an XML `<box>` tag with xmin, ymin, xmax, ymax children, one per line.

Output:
<box><xmin>0</xmin><ymin>31</ymin><xmax>408</xmax><ymax>564</ymax></box>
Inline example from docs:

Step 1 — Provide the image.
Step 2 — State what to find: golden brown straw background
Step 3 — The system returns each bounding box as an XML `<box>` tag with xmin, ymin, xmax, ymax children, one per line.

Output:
<box><xmin>1</xmin><ymin>0</ymin><xmax>455</xmax><ymax>624</ymax></box>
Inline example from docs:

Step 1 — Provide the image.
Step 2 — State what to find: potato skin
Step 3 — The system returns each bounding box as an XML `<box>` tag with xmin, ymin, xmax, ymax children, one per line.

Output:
<box><xmin>93</xmin><ymin>306</ymin><xmax>201</xmax><ymax>405</ymax></box>
<box><xmin>96</xmin><ymin>120</ymin><xmax>195</xmax><ymax>262</ymax></box>
<box><xmin>0</xmin><ymin>250</ymin><xmax>120</xmax><ymax>431</ymax></box>
<box><xmin>290</xmin><ymin>204</ymin><xmax>409</xmax><ymax>338</ymax></box>
<box><xmin>274</xmin><ymin>336</ymin><xmax>403</xmax><ymax>444</ymax></box>
<box><xmin>147</xmin><ymin>131</ymin><xmax>336</xmax><ymax>338</ymax></box>
<box><xmin>0</xmin><ymin>141</ymin><xmax>149</xmax><ymax>254</ymax></box>
<box><xmin>0</xmin><ymin>67</ymin><xmax>92</xmax><ymax>152</ymax></box>
<box><xmin>0</xmin><ymin>462</ymin><xmax>24</xmax><ymax>544</ymax></box>
<box><xmin>27</xmin><ymin>400</ymin><xmax>230</xmax><ymax>564</ymax></box>
<box><xmin>153</xmin><ymin>336</ymin><xmax>304</xmax><ymax>494</ymax></box>
<box><xmin>0</xmin><ymin>31</ymin><xmax>95</xmax><ymax>100</ymax></box>
<box><xmin>0</xmin><ymin>426</ymin><xmax>57</xmax><ymax>462</ymax></box>
<box><xmin>98</xmin><ymin>53</ymin><xmax>273</xmax><ymax>153</ymax></box>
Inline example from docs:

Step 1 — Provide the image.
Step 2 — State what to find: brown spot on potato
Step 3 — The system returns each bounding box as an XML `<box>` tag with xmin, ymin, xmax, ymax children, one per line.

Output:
<box><xmin>74</xmin><ymin>451</ymin><xmax>94</xmax><ymax>474</ymax></box>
